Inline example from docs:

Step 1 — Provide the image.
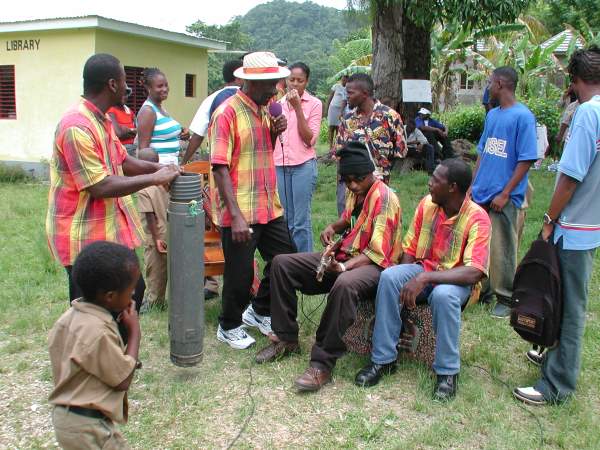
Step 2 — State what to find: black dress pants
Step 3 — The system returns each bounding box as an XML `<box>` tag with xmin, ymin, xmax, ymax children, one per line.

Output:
<box><xmin>270</xmin><ymin>252</ymin><xmax>382</xmax><ymax>371</ymax></box>
<box><xmin>219</xmin><ymin>216</ymin><xmax>296</xmax><ymax>330</ymax></box>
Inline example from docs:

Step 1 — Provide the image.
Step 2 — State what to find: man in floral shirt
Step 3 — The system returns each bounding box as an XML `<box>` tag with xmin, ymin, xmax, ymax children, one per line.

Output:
<box><xmin>334</xmin><ymin>73</ymin><xmax>406</xmax><ymax>215</ymax></box>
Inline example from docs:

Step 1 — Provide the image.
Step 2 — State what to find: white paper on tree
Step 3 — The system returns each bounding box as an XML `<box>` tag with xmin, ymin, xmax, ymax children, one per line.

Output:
<box><xmin>402</xmin><ymin>80</ymin><xmax>432</xmax><ymax>103</ymax></box>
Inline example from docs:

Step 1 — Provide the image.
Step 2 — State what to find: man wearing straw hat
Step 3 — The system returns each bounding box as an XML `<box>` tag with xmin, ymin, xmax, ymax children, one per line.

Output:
<box><xmin>209</xmin><ymin>51</ymin><xmax>296</xmax><ymax>349</ymax></box>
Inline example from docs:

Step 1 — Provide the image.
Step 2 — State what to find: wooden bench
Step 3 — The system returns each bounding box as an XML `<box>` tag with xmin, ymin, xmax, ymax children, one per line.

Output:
<box><xmin>182</xmin><ymin>161</ymin><xmax>225</xmax><ymax>277</ymax></box>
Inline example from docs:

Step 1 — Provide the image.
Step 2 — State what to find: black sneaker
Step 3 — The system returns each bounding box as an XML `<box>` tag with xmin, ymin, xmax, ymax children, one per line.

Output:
<box><xmin>433</xmin><ymin>374</ymin><xmax>458</xmax><ymax>401</ymax></box>
<box><xmin>491</xmin><ymin>302</ymin><xmax>511</xmax><ymax>318</ymax></box>
<box><xmin>354</xmin><ymin>362</ymin><xmax>397</xmax><ymax>387</ymax></box>
<box><xmin>526</xmin><ymin>349</ymin><xmax>545</xmax><ymax>366</ymax></box>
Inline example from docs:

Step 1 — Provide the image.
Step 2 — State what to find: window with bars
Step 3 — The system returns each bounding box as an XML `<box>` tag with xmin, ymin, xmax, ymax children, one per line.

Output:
<box><xmin>185</xmin><ymin>74</ymin><xmax>195</xmax><ymax>97</ymax></box>
<box><xmin>124</xmin><ymin>66</ymin><xmax>146</xmax><ymax>114</ymax></box>
<box><xmin>0</xmin><ymin>65</ymin><xmax>16</xmax><ymax>119</ymax></box>
<box><xmin>460</xmin><ymin>72</ymin><xmax>473</xmax><ymax>90</ymax></box>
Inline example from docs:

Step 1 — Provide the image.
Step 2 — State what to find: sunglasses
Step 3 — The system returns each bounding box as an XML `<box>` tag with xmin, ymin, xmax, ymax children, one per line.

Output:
<box><xmin>341</xmin><ymin>174</ymin><xmax>368</xmax><ymax>184</ymax></box>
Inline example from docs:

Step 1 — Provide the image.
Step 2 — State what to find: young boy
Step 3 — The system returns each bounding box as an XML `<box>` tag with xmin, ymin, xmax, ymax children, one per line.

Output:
<box><xmin>49</xmin><ymin>241</ymin><xmax>142</xmax><ymax>449</ymax></box>
<box><xmin>136</xmin><ymin>148</ymin><xmax>169</xmax><ymax>310</ymax></box>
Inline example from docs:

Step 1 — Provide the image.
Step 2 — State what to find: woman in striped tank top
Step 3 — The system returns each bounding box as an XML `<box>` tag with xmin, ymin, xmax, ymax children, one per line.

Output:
<box><xmin>137</xmin><ymin>68</ymin><xmax>189</xmax><ymax>165</ymax></box>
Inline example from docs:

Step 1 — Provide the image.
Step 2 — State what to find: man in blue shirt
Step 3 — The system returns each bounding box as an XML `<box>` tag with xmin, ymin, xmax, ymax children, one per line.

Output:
<box><xmin>470</xmin><ymin>67</ymin><xmax>537</xmax><ymax>318</ymax></box>
<box><xmin>415</xmin><ymin>108</ymin><xmax>454</xmax><ymax>160</ymax></box>
<box><xmin>514</xmin><ymin>46</ymin><xmax>600</xmax><ymax>406</ymax></box>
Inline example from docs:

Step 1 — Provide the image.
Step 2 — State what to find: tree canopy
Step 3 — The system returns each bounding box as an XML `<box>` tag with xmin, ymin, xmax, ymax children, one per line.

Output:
<box><xmin>528</xmin><ymin>0</ymin><xmax>600</xmax><ymax>35</ymax></box>
<box><xmin>187</xmin><ymin>0</ymin><xmax>364</xmax><ymax>95</ymax></box>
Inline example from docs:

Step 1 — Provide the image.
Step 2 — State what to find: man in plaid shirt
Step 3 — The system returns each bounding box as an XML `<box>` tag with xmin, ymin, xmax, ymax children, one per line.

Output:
<box><xmin>46</xmin><ymin>54</ymin><xmax>179</xmax><ymax>309</ymax></box>
<box><xmin>255</xmin><ymin>141</ymin><xmax>403</xmax><ymax>392</ymax></box>
<box><xmin>209</xmin><ymin>52</ymin><xmax>296</xmax><ymax>350</ymax></box>
<box><xmin>355</xmin><ymin>159</ymin><xmax>490</xmax><ymax>402</ymax></box>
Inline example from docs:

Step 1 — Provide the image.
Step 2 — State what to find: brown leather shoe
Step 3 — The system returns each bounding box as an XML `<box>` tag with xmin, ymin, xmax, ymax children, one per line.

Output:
<box><xmin>255</xmin><ymin>341</ymin><xmax>299</xmax><ymax>364</ymax></box>
<box><xmin>294</xmin><ymin>366</ymin><xmax>332</xmax><ymax>392</ymax></box>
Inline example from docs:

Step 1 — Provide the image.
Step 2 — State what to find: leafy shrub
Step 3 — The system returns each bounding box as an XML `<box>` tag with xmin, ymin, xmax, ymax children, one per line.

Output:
<box><xmin>439</xmin><ymin>105</ymin><xmax>486</xmax><ymax>143</ymax></box>
<box><xmin>0</xmin><ymin>163</ymin><xmax>33</xmax><ymax>183</ymax></box>
<box><xmin>525</xmin><ymin>97</ymin><xmax>562</xmax><ymax>155</ymax></box>
<box><xmin>318</xmin><ymin>119</ymin><xmax>329</xmax><ymax>144</ymax></box>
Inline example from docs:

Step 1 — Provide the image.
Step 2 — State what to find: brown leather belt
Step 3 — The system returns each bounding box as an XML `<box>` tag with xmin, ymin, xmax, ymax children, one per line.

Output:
<box><xmin>58</xmin><ymin>405</ymin><xmax>106</xmax><ymax>419</ymax></box>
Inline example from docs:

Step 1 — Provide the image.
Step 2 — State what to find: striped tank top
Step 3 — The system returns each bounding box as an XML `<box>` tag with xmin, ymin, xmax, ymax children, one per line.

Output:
<box><xmin>142</xmin><ymin>99</ymin><xmax>182</xmax><ymax>165</ymax></box>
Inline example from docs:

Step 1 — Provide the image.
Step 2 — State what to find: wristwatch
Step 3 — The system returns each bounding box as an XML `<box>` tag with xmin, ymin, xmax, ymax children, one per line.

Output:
<box><xmin>338</xmin><ymin>262</ymin><xmax>347</xmax><ymax>272</ymax></box>
<box><xmin>543</xmin><ymin>213</ymin><xmax>555</xmax><ymax>225</ymax></box>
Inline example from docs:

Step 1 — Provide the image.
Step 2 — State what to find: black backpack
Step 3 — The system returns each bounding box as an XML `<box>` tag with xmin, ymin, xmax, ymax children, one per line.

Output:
<box><xmin>510</xmin><ymin>238</ymin><xmax>562</xmax><ymax>348</ymax></box>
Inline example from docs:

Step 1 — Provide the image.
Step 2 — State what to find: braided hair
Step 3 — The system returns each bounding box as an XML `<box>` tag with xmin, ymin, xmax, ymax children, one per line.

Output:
<box><xmin>568</xmin><ymin>45</ymin><xmax>600</xmax><ymax>84</ymax></box>
<box><xmin>141</xmin><ymin>67</ymin><xmax>164</xmax><ymax>89</ymax></box>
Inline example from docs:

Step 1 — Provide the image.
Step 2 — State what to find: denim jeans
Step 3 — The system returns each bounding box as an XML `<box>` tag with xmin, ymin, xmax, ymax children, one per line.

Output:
<box><xmin>276</xmin><ymin>159</ymin><xmax>317</xmax><ymax>253</ymax></box>
<box><xmin>535</xmin><ymin>238</ymin><xmax>596</xmax><ymax>402</ymax></box>
<box><xmin>371</xmin><ymin>264</ymin><xmax>471</xmax><ymax>375</ymax></box>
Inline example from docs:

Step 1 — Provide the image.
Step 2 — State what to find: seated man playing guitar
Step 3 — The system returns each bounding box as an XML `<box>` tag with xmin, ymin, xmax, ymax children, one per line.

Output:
<box><xmin>255</xmin><ymin>141</ymin><xmax>403</xmax><ymax>392</ymax></box>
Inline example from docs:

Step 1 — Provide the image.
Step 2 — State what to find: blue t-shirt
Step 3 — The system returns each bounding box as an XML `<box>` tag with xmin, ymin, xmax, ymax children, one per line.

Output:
<box><xmin>482</xmin><ymin>86</ymin><xmax>490</xmax><ymax>105</ymax></box>
<box><xmin>415</xmin><ymin>116</ymin><xmax>445</xmax><ymax>131</ymax></box>
<box><xmin>209</xmin><ymin>87</ymin><xmax>238</xmax><ymax>119</ymax></box>
<box><xmin>471</xmin><ymin>103</ymin><xmax>537</xmax><ymax>208</ymax></box>
<box><xmin>554</xmin><ymin>95</ymin><xmax>600</xmax><ymax>250</ymax></box>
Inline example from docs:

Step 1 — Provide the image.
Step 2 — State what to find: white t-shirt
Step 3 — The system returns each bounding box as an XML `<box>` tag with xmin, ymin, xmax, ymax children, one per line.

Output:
<box><xmin>536</xmin><ymin>123</ymin><xmax>548</xmax><ymax>159</ymax></box>
<box><xmin>408</xmin><ymin>128</ymin><xmax>429</xmax><ymax>145</ymax></box>
<box><xmin>189</xmin><ymin>86</ymin><xmax>240</xmax><ymax>137</ymax></box>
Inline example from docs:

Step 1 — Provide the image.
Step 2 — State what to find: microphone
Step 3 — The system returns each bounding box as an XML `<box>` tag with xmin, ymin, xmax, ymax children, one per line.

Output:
<box><xmin>268</xmin><ymin>101</ymin><xmax>282</xmax><ymax>117</ymax></box>
<box><xmin>268</xmin><ymin>102</ymin><xmax>284</xmax><ymax>145</ymax></box>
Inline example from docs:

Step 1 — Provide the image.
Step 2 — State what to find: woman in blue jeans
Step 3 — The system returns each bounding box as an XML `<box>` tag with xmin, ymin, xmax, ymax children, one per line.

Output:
<box><xmin>273</xmin><ymin>62</ymin><xmax>323</xmax><ymax>252</ymax></box>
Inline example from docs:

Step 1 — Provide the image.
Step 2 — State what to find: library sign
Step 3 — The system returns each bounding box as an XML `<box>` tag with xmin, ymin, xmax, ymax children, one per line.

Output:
<box><xmin>5</xmin><ymin>39</ymin><xmax>41</xmax><ymax>51</ymax></box>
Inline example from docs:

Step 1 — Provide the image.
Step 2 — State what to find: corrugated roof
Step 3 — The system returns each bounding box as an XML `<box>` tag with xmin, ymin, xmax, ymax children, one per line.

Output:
<box><xmin>0</xmin><ymin>15</ymin><xmax>227</xmax><ymax>51</ymax></box>
<box><xmin>541</xmin><ymin>30</ymin><xmax>583</xmax><ymax>54</ymax></box>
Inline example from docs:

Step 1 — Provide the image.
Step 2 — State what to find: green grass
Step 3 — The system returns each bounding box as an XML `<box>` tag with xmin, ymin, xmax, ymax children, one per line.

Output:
<box><xmin>1</xmin><ymin>166</ymin><xmax>600</xmax><ymax>449</ymax></box>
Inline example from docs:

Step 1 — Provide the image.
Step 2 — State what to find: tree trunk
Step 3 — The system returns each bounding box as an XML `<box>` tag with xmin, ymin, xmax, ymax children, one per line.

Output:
<box><xmin>371</xmin><ymin>1</ymin><xmax>431</xmax><ymax>122</ymax></box>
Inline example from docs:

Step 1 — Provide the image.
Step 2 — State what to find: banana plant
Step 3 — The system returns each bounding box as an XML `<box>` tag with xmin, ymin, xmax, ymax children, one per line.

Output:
<box><xmin>471</xmin><ymin>30</ymin><xmax>565</xmax><ymax>97</ymax></box>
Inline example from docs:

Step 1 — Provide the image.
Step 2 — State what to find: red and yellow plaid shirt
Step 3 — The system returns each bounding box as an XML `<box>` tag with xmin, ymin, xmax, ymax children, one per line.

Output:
<box><xmin>403</xmin><ymin>195</ymin><xmax>491</xmax><ymax>304</ymax></box>
<box><xmin>337</xmin><ymin>179</ymin><xmax>403</xmax><ymax>268</ymax></box>
<box><xmin>46</xmin><ymin>98</ymin><xmax>144</xmax><ymax>266</ymax></box>
<box><xmin>209</xmin><ymin>90</ymin><xmax>283</xmax><ymax>227</ymax></box>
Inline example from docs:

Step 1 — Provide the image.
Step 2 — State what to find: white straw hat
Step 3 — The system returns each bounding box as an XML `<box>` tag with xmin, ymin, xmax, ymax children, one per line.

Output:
<box><xmin>233</xmin><ymin>52</ymin><xmax>291</xmax><ymax>80</ymax></box>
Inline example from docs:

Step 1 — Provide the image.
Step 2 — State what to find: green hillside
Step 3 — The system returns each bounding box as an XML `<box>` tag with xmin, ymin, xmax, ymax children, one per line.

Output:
<box><xmin>188</xmin><ymin>0</ymin><xmax>364</xmax><ymax>94</ymax></box>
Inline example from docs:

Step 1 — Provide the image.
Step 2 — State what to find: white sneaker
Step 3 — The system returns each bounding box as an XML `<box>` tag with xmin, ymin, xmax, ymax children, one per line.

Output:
<box><xmin>242</xmin><ymin>305</ymin><xmax>272</xmax><ymax>336</ymax></box>
<box><xmin>217</xmin><ymin>325</ymin><xmax>256</xmax><ymax>350</ymax></box>
<box><xmin>513</xmin><ymin>386</ymin><xmax>547</xmax><ymax>406</ymax></box>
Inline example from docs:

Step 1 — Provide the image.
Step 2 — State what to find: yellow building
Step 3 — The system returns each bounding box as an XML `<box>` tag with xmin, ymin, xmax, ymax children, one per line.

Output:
<box><xmin>0</xmin><ymin>16</ymin><xmax>225</xmax><ymax>176</ymax></box>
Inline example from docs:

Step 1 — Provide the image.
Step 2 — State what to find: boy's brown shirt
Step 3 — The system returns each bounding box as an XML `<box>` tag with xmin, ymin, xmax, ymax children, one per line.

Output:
<box><xmin>48</xmin><ymin>299</ymin><xmax>136</xmax><ymax>423</ymax></box>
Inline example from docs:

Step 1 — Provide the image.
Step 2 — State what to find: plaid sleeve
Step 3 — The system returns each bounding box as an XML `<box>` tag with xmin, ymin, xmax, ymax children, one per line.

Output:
<box><xmin>60</xmin><ymin>126</ymin><xmax>107</xmax><ymax>191</ymax></box>
<box><xmin>362</xmin><ymin>194</ymin><xmax>397</xmax><ymax>267</ymax></box>
<box><xmin>402</xmin><ymin>198</ymin><xmax>425</xmax><ymax>256</ymax></box>
<box><xmin>340</xmin><ymin>190</ymin><xmax>354</xmax><ymax>222</ymax></box>
<box><xmin>209</xmin><ymin>106</ymin><xmax>234</xmax><ymax>166</ymax></box>
<box><xmin>462</xmin><ymin>210</ymin><xmax>491</xmax><ymax>275</ymax></box>
<box><xmin>109</xmin><ymin>122</ymin><xmax>128</xmax><ymax>164</ymax></box>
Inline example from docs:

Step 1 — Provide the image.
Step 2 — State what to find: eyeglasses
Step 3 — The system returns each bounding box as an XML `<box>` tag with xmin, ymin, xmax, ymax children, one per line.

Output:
<box><xmin>341</xmin><ymin>174</ymin><xmax>368</xmax><ymax>184</ymax></box>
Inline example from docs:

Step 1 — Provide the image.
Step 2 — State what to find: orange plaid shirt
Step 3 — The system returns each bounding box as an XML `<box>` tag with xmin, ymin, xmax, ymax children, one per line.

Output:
<box><xmin>208</xmin><ymin>90</ymin><xmax>283</xmax><ymax>227</ymax></box>
<box><xmin>46</xmin><ymin>98</ymin><xmax>144</xmax><ymax>266</ymax></box>
<box><xmin>403</xmin><ymin>195</ymin><xmax>491</xmax><ymax>304</ymax></box>
<box><xmin>336</xmin><ymin>179</ymin><xmax>403</xmax><ymax>268</ymax></box>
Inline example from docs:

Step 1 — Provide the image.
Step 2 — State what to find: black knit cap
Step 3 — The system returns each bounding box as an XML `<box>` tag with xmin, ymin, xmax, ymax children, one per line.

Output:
<box><xmin>337</xmin><ymin>141</ymin><xmax>375</xmax><ymax>176</ymax></box>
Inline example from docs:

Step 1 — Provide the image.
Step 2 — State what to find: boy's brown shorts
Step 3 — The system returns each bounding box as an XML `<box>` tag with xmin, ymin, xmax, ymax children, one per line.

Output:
<box><xmin>52</xmin><ymin>406</ymin><xmax>129</xmax><ymax>450</ymax></box>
